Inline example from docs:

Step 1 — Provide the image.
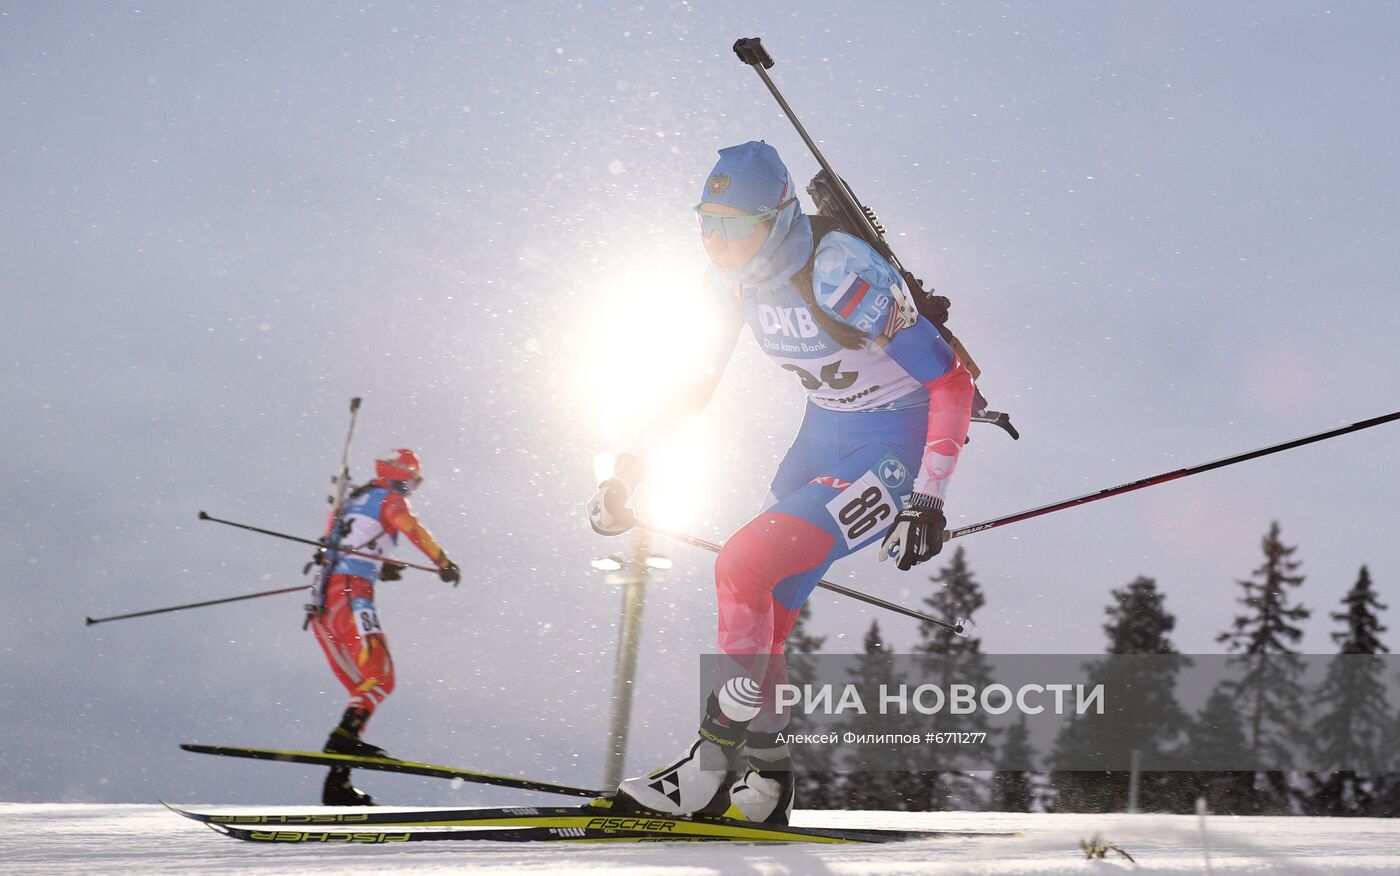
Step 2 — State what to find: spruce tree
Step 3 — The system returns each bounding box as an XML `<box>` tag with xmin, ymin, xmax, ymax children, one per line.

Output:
<box><xmin>1218</xmin><ymin>521</ymin><xmax>1310</xmax><ymax>658</ymax></box>
<box><xmin>785</xmin><ymin>602</ymin><xmax>841</xmax><ymax>809</ymax></box>
<box><xmin>1332</xmin><ymin>567</ymin><xmax>1388</xmax><ymax>654</ymax></box>
<box><xmin>918</xmin><ymin>545</ymin><xmax>984</xmax><ymax>655</ymax></box>
<box><xmin>837</xmin><ymin>620</ymin><xmax>917</xmax><ymax>809</ymax></box>
<box><xmin>1214</xmin><ymin>521</ymin><xmax>1311</xmax><ymax>814</ymax></box>
<box><xmin>1049</xmin><ymin>576</ymin><xmax>1186</xmax><ymax>812</ymax></box>
<box><xmin>1105</xmin><ymin>576</ymin><xmax>1178</xmax><ymax>655</ymax></box>
<box><xmin>1308</xmin><ymin>566</ymin><xmax>1391</xmax><ymax>815</ymax></box>
<box><xmin>1179</xmin><ymin>687</ymin><xmax>1257</xmax><ymax>814</ymax></box>
<box><xmin>1375</xmin><ymin>712</ymin><xmax>1400</xmax><ymax>817</ymax></box>
<box><xmin>913</xmin><ymin>546</ymin><xmax>992</xmax><ymax>811</ymax></box>
<box><xmin>989</xmin><ymin>716</ymin><xmax>1039</xmax><ymax>811</ymax></box>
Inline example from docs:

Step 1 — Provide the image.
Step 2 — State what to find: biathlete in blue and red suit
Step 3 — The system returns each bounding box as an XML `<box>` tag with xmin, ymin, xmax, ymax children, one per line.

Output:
<box><xmin>587</xmin><ymin>141</ymin><xmax>975</xmax><ymax>825</ymax></box>
<box><xmin>310</xmin><ymin>448</ymin><xmax>460</xmax><ymax>805</ymax></box>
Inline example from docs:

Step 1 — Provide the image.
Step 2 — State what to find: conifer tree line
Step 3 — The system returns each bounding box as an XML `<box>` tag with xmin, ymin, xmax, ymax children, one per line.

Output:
<box><xmin>790</xmin><ymin>522</ymin><xmax>1397</xmax><ymax>815</ymax></box>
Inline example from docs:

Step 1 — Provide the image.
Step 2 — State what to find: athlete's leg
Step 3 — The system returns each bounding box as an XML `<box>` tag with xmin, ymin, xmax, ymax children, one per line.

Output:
<box><xmin>309</xmin><ymin>575</ymin><xmax>397</xmax><ymax>803</ymax></box>
<box><xmin>713</xmin><ymin>411</ymin><xmax>924</xmax><ymax>824</ymax></box>
<box><xmin>714</xmin><ymin>405</ymin><xmax>926</xmax><ymax>729</ymax></box>
<box><xmin>614</xmin><ymin>408</ymin><xmax>924</xmax><ymax>817</ymax></box>
<box><xmin>310</xmin><ymin>575</ymin><xmax>395</xmax><ymax>720</ymax></box>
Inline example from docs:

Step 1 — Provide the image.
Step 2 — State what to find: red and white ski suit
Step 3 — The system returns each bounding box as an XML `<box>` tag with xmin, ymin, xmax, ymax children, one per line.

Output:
<box><xmin>310</xmin><ymin>480</ymin><xmax>448</xmax><ymax>719</ymax></box>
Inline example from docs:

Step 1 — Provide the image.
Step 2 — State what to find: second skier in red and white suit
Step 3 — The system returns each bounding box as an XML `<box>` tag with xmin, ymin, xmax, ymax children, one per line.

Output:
<box><xmin>309</xmin><ymin>448</ymin><xmax>460</xmax><ymax>805</ymax></box>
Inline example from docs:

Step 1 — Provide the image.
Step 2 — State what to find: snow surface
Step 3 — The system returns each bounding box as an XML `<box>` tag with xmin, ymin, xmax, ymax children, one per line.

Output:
<box><xmin>3</xmin><ymin>804</ymin><xmax>1398</xmax><ymax>875</ymax></box>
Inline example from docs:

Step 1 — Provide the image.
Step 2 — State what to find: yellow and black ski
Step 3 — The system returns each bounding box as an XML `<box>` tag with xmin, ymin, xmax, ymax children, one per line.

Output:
<box><xmin>167</xmin><ymin>802</ymin><xmax>1006</xmax><ymax>845</ymax></box>
<box><xmin>180</xmin><ymin>743</ymin><xmax>601</xmax><ymax>797</ymax></box>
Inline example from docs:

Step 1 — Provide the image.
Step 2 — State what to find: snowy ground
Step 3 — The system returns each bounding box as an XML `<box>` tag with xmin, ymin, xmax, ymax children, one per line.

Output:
<box><xmin>2</xmin><ymin>803</ymin><xmax>1398</xmax><ymax>875</ymax></box>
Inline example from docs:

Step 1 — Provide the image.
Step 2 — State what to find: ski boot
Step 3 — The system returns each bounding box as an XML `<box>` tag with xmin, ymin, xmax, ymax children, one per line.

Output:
<box><xmin>724</xmin><ymin>731</ymin><xmax>795</xmax><ymax>825</ymax></box>
<box><xmin>612</xmin><ymin>695</ymin><xmax>747</xmax><ymax>816</ymax></box>
<box><xmin>322</xmin><ymin>706</ymin><xmax>387</xmax><ymax>758</ymax></box>
<box><xmin>322</xmin><ymin>766</ymin><xmax>375</xmax><ymax>806</ymax></box>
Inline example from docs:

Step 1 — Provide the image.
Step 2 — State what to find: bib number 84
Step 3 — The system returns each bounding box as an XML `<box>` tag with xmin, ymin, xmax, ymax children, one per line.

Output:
<box><xmin>351</xmin><ymin>597</ymin><xmax>383</xmax><ymax>638</ymax></box>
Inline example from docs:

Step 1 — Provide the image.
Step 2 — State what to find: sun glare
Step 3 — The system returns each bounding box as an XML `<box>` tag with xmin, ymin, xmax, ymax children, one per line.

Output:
<box><xmin>582</xmin><ymin>260</ymin><xmax>720</xmax><ymax>529</ymax></box>
<box><xmin>637</xmin><ymin>420</ymin><xmax>709</xmax><ymax>529</ymax></box>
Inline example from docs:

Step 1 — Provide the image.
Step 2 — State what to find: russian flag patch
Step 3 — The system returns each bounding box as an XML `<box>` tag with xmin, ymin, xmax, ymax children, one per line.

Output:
<box><xmin>823</xmin><ymin>272</ymin><xmax>872</xmax><ymax>320</ymax></box>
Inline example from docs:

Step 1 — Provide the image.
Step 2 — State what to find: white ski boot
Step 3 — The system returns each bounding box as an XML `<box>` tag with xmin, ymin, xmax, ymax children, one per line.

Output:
<box><xmin>613</xmin><ymin>698</ymin><xmax>746</xmax><ymax>816</ymax></box>
<box><xmin>724</xmin><ymin>735</ymin><xmax>794</xmax><ymax>824</ymax></box>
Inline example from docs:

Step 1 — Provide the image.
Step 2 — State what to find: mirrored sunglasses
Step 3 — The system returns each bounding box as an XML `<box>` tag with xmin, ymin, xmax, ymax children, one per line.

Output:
<box><xmin>694</xmin><ymin>198</ymin><xmax>796</xmax><ymax>242</ymax></box>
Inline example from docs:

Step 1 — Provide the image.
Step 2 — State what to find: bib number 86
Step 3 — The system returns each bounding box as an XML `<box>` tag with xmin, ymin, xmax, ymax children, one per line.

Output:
<box><xmin>824</xmin><ymin>472</ymin><xmax>896</xmax><ymax>548</ymax></box>
<box><xmin>839</xmin><ymin>486</ymin><xmax>891</xmax><ymax>540</ymax></box>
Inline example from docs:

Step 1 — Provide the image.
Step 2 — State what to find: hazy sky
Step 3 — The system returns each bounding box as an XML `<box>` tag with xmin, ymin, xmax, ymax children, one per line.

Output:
<box><xmin>3</xmin><ymin>2</ymin><xmax>1398</xmax><ymax>805</ymax></box>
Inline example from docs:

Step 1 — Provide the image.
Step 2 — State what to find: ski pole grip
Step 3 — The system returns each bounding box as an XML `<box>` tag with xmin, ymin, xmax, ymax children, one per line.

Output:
<box><xmin>733</xmin><ymin>37</ymin><xmax>773</xmax><ymax>69</ymax></box>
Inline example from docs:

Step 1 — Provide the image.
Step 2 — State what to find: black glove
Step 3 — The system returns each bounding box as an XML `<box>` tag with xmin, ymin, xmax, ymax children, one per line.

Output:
<box><xmin>438</xmin><ymin>558</ymin><xmax>461</xmax><ymax>586</ymax></box>
<box><xmin>378</xmin><ymin>561</ymin><xmax>404</xmax><ymax>582</ymax></box>
<box><xmin>878</xmin><ymin>493</ymin><xmax>947</xmax><ymax>571</ymax></box>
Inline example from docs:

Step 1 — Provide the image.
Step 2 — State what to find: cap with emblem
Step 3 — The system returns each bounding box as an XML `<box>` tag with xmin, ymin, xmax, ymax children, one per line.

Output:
<box><xmin>699</xmin><ymin>141</ymin><xmax>792</xmax><ymax>214</ymax></box>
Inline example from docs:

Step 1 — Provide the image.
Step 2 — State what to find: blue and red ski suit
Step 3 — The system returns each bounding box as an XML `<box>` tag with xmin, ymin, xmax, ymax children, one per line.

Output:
<box><xmin>683</xmin><ymin>206</ymin><xmax>975</xmax><ymax>731</ymax></box>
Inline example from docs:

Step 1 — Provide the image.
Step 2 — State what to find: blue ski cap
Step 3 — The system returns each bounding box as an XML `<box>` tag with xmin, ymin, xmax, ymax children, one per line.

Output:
<box><xmin>700</xmin><ymin>140</ymin><xmax>793</xmax><ymax>214</ymax></box>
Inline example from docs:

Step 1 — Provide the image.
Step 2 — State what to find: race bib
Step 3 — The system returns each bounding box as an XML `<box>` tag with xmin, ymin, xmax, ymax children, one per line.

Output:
<box><xmin>351</xmin><ymin>597</ymin><xmax>382</xmax><ymax>638</ymax></box>
<box><xmin>824</xmin><ymin>470</ymin><xmax>897</xmax><ymax>549</ymax></box>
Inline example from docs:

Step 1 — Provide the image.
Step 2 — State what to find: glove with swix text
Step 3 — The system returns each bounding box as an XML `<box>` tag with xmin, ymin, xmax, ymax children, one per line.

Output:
<box><xmin>878</xmin><ymin>493</ymin><xmax>946</xmax><ymax>571</ymax></box>
<box><xmin>438</xmin><ymin>558</ymin><xmax>461</xmax><ymax>586</ymax></box>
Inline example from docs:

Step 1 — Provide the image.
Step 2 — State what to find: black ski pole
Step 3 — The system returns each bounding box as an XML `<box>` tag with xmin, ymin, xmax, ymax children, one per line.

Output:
<box><xmin>948</xmin><ymin>409</ymin><xmax>1400</xmax><ymax>541</ymax></box>
<box><xmin>634</xmin><ymin>518</ymin><xmax>967</xmax><ymax>634</ymax></box>
<box><xmin>197</xmin><ymin>511</ymin><xmax>440</xmax><ymax>574</ymax></box>
<box><xmin>86</xmin><ymin>585</ymin><xmax>310</xmax><ymax>626</ymax></box>
<box><xmin>199</xmin><ymin>510</ymin><xmax>323</xmax><ymax>548</ymax></box>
